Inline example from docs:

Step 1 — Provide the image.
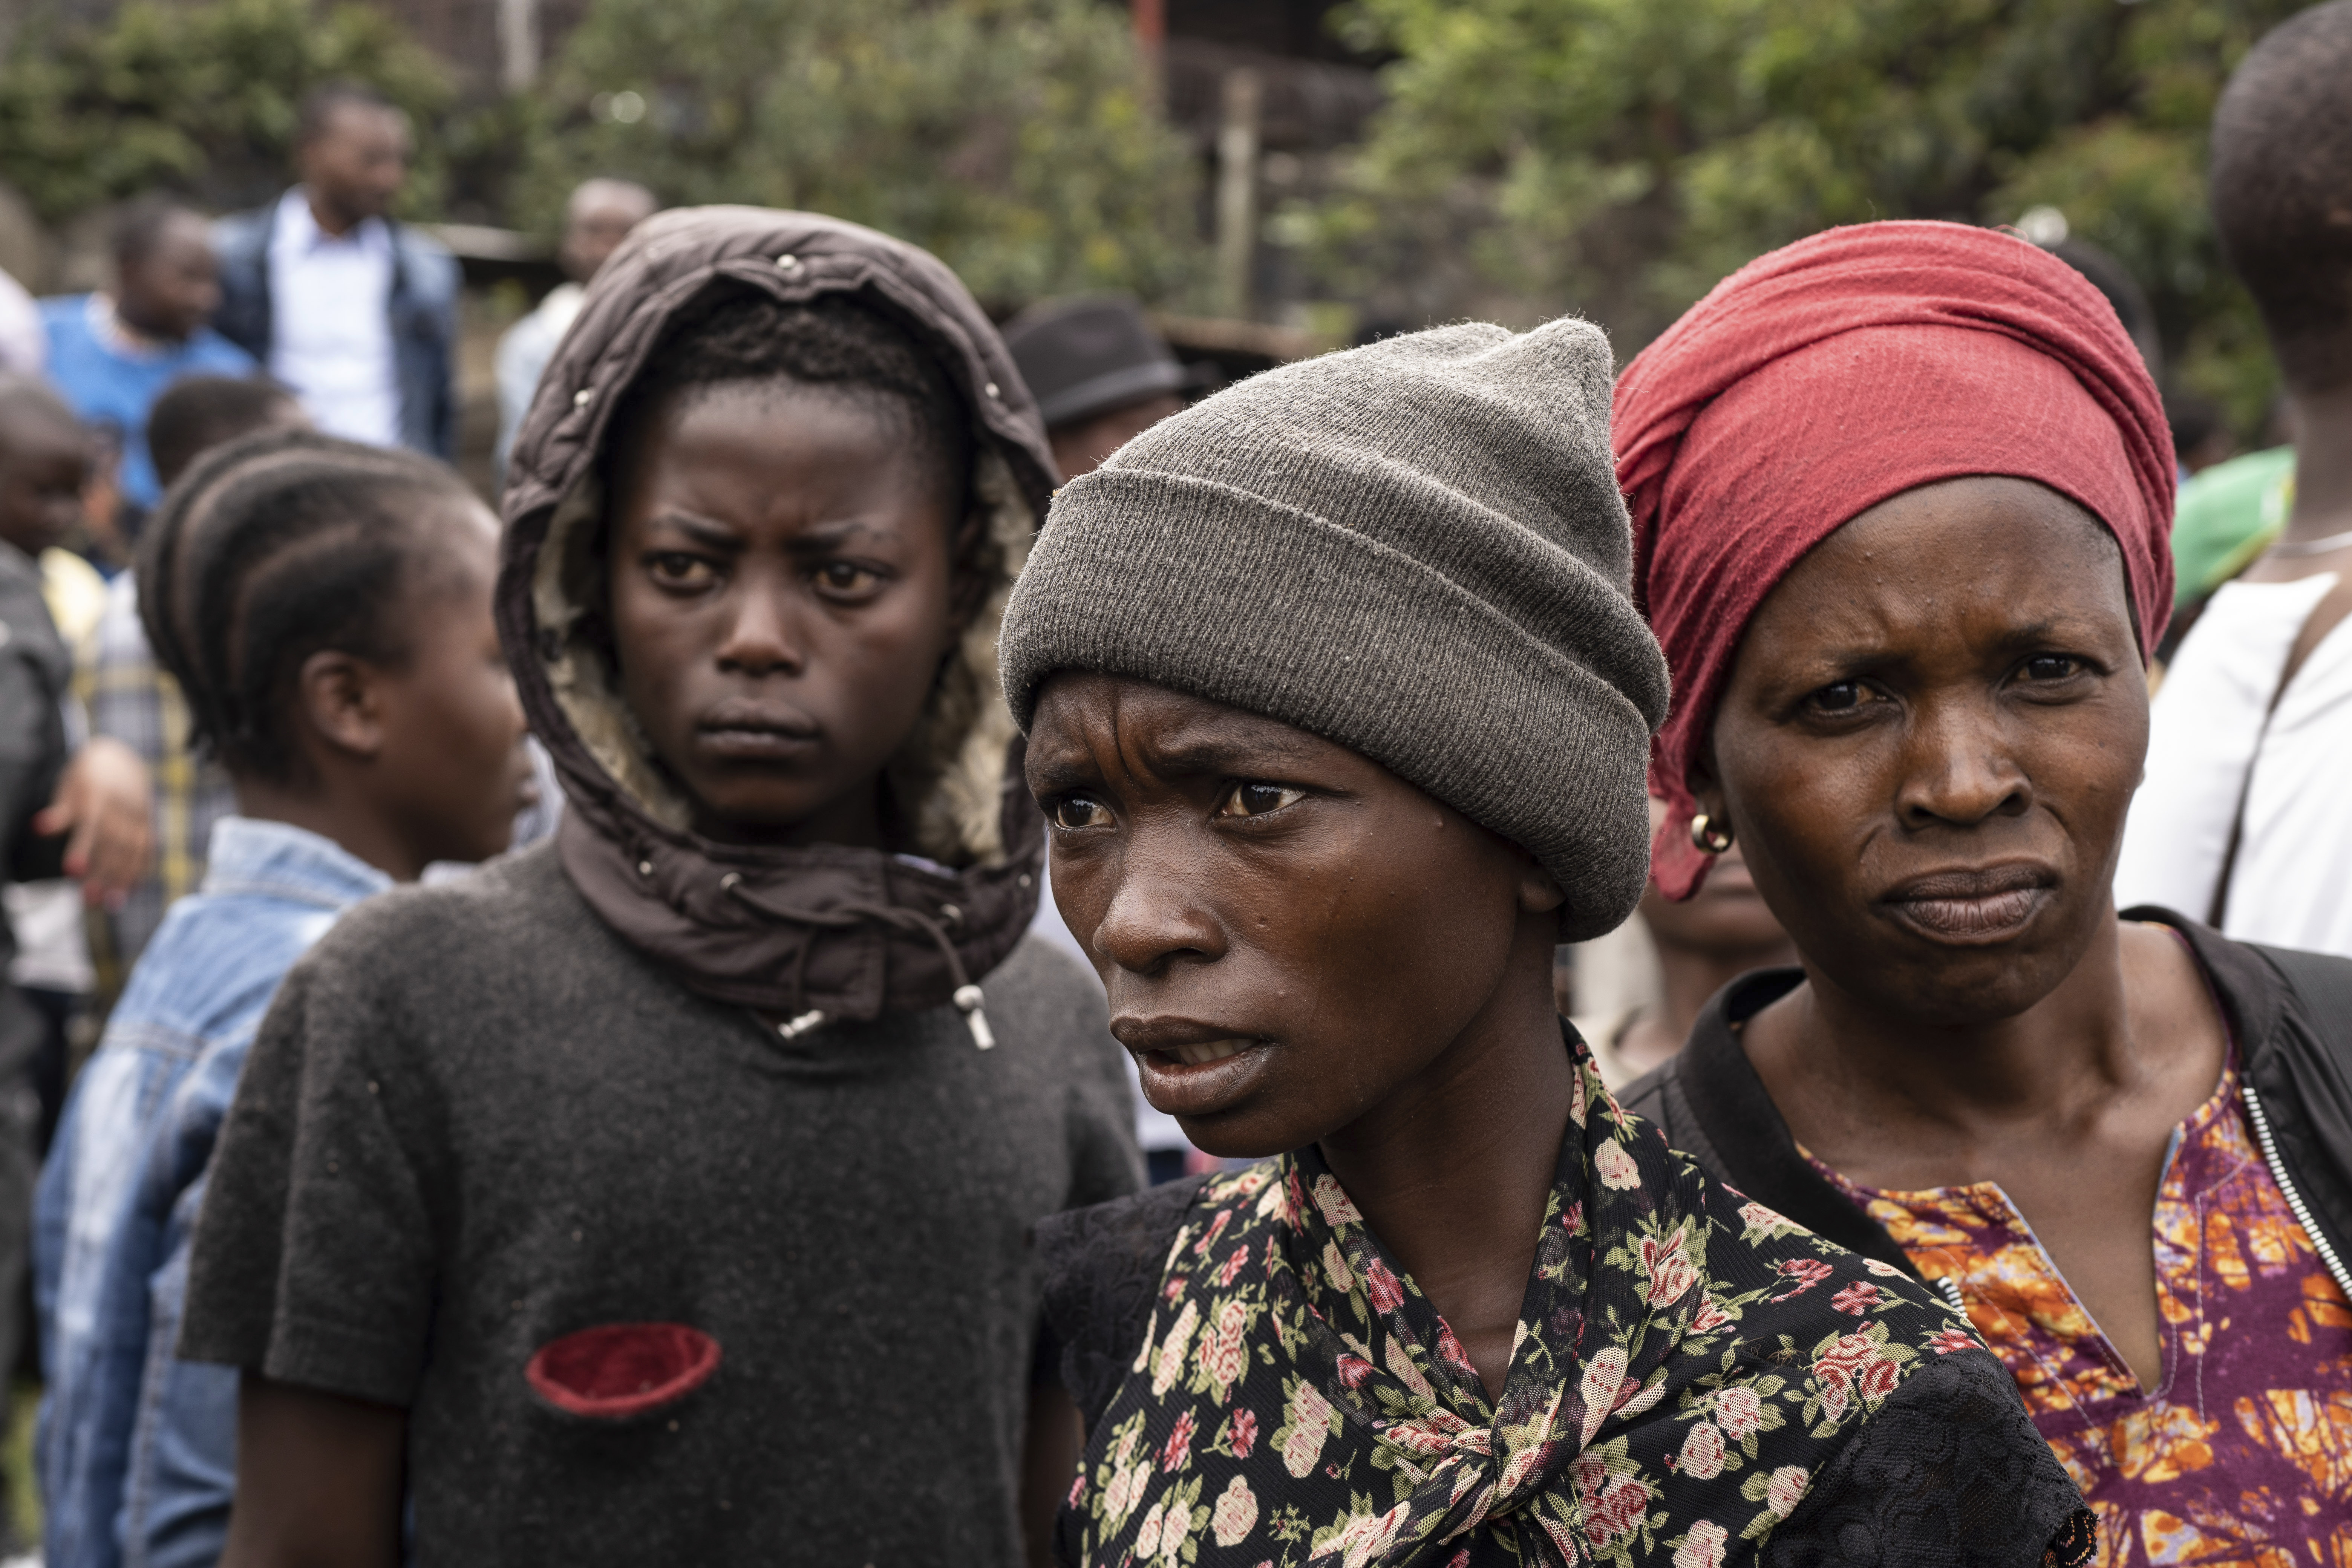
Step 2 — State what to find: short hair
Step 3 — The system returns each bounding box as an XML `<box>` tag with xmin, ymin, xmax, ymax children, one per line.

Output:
<box><xmin>112</xmin><ymin>195</ymin><xmax>204</xmax><ymax>270</ymax></box>
<box><xmin>567</xmin><ymin>177</ymin><xmax>658</xmax><ymax>224</ymax></box>
<box><xmin>297</xmin><ymin>81</ymin><xmax>400</xmax><ymax>147</ymax></box>
<box><xmin>0</xmin><ymin>374</ymin><xmax>81</xmax><ymax>438</ymax></box>
<box><xmin>2211</xmin><ymin>0</ymin><xmax>2352</xmax><ymax>393</ymax></box>
<box><xmin>601</xmin><ymin>286</ymin><xmax>972</xmax><ymax>513</ymax></box>
<box><xmin>136</xmin><ymin>429</ymin><xmax>479</xmax><ymax>783</ymax></box>
<box><xmin>147</xmin><ymin>375</ymin><xmax>299</xmax><ymax>491</ymax></box>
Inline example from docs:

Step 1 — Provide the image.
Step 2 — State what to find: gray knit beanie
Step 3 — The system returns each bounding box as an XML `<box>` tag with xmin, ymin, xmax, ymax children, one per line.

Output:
<box><xmin>997</xmin><ymin>318</ymin><xmax>1671</xmax><ymax>941</ymax></box>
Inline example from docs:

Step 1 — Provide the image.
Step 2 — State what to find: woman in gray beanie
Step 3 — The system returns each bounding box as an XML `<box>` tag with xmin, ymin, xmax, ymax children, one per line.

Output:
<box><xmin>1010</xmin><ymin>320</ymin><xmax>2094</xmax><ymax>1567</ymax></box>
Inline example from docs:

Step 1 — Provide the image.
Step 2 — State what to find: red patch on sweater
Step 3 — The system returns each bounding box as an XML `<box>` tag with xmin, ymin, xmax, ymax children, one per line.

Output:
<box><xmin>525</xmin><ymin>1323</ymin><xmax>720</xmax><ymax>1418</ymax></box>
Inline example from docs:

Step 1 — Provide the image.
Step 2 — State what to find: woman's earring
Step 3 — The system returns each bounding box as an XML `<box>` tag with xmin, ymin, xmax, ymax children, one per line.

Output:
<box><xmin>1690</xmin><ymin>811</ymin><xmax>1733</xmax><ymax>854</ymax></box>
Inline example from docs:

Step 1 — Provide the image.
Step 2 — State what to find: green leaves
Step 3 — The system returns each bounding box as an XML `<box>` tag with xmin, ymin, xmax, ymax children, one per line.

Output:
<box><xmin>0</xmin><ymin>0</ymin><xmax>1204</xmax><ymax>309</ymax></box>
<box><xmin>0</xmin><ymin>0</ymin><xmax>453</xmax><ymax>219</ymax></box>
<box><xmin>515</xmin><ymin>0</ymin><xmax>1205</xmax><ymax>307</ymax></box>
<box><xmin>1310</xmin><ymin>0</ymin><xmax>2319</xmax><ymax>435</ymax></box>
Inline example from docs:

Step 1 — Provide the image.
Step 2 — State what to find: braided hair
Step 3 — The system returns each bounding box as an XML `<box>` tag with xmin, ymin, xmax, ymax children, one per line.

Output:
<box><xmin>136</xmin><ymin>429</ymin><xmax>484</xmax><ymax>783</ymax></box>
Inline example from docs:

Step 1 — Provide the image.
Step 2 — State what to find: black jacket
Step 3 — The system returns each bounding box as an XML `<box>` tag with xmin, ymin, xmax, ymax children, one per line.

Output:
<box><xmin>1619</xmin><ymin>908</ymin><xmax>2352</xmax><ymax>1303</ymax></box>
<box><xmin>209</xmin><ymin>196</ymin><xmax>461</xmax><ymax>460</ymax></box>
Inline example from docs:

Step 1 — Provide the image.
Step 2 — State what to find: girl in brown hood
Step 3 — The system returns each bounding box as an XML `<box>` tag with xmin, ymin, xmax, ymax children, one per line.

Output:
<box><xmin>179</xmin><ymin>208</ymin><xmax>1141</xmax><ymax>1567</ymax></box>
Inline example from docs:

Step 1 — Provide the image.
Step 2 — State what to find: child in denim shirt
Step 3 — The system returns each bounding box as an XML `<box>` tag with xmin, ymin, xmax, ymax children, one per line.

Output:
<box><xmin>34</xmin><ymin>430</ymin><xmax>538</xmax><ymax>1568</ymax></box>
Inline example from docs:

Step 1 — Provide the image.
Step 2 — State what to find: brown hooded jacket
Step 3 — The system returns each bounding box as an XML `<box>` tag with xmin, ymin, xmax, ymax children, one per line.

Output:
<box><xmin>502</xmin><ymin>204</ymin><xmax>1061</xmax><ymax>1030</ymax></box>
<box><xmin>179</xmin><ymin>209</ymin><xmax>1141</xmax><ymax>1566</ymax></box>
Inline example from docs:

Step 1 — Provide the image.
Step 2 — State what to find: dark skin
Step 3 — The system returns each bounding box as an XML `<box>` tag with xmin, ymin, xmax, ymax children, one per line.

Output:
<box><xmin>114</xmin><ymin>210</ymin><xmax>223</xmax><ymax>345</ymax></box>
<box><xmin>1048</xmin><ymin>391</ymin><xmax>1185</xmax><ymax>481</ymax></box>
<box><xmin>0</xmin><ymin>400</ymin><xmax>154</xmax><ymax>902</ymax></box>
<box><xmin>226</xmin><ymin>383</ymin><xmax>1084</xmax><ymax>1567</ymax></box>
<box><xmin>1611</xmin><ymin>836</ymin><xmax>1795</xmax><ymax>1076</ymax></box>
<box><xmin>2226</xmin><ymin>383</ymin><xmax>2352</xmax><ymax>720</ymax></box>
<box><xmin>1693</xmin><ymin>475</ymin><xmax>2226</xmax><ymax>1390</ymax></box>
<box><xmin>231</xmin><ymin>501</ymin><xmax>538</xmax><ymax>878</ymax></box>
<box><xmin>558</xmin><ymin>179</ymin><xmax>658</xmax><ymax>285</ymax></box>
<box><xmin>1029</xmin><ymin>675</ymin><xmax>1570</xmax><ymax>1401</ymax></box>
<box><xmin>607</xmin><ymin>381</ymin><xmax>975</xmax><ymax>849</ymax></box>
<box><xmin>216</xmin><ymin>505</ymin><xmax>566</xmax><ymax>1568</ymax></box>
<box><xmin>297</xmin><ymin>101</ymin><xmax>410</xmax><ymax>236</ymax></box>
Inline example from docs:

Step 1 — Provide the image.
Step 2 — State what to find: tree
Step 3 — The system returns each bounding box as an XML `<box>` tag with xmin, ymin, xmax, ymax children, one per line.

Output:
<box><xmin>1308</xmin><ymin>0</ymin><xmax>2315</xmax><ymax>431</ymax></box>
<box><xmin>518</xmin><ymin>0</ymin><xmax>1208</xmax><ymax>308</ymax></box>
<box><xmin>0</xmin><ymin>0</ymin><xmax>455</xmax><ymax>221</ymax></box>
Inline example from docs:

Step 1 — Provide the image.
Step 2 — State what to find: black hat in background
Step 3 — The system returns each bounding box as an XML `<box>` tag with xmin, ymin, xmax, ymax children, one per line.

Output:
<box><xmin>1002</xmin><ymin>296</ymin><xmax>1205</xmax><ymax>430</ymax></box>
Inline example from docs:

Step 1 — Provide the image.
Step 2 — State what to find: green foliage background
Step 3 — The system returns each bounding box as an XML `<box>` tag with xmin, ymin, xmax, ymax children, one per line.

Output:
<box><xmin>519</xmin><ymin>0</ymin><xmax>1205</xmax><ymax>306</ymax></box>
<box><xmin>0</xmin><ymin>0</ymin><xmax>1206</xmax><ymax>309</ymax></box>
<box><xmin>1308</xmin><ymin>0</ymin><xmax>2319</xmax><ymax>433</ymax></box>
<box><xmin>0</xmin><ymin>0</ymin><xmax>456</xmax><ymax>219</ymax></box>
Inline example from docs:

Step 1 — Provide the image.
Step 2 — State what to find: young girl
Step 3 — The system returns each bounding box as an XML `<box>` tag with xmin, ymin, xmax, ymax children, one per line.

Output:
<box><xmin>36</xmin><ymin>429</ymin><xmax>536</xmax><ymax>1568</ymax></box>
<box><xmin>1002</xmin><ymin>318</ymin><xmax>2090</xmax><ymax>1565</ymax></box>
<box><xmin>179</xmin><ymin>209</ymin><xmax>1138</xmax><ymax>1566</ymax></box>
<box><xmin>1615</xmin><ymin>220</ymin><xmax>2352</xmax><ymax>1559</ymax></box>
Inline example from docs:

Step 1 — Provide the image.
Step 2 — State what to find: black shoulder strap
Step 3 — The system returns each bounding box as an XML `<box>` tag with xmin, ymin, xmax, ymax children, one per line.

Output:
<box><xmin>2252</xmin><ymin>943</ymin><xmax>2352</xmax><ymax>1053</ymax></box>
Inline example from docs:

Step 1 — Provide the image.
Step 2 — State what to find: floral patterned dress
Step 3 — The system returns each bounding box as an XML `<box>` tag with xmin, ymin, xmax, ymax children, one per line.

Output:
<box><xmin>1042</xmin><ymin>1040</ymin><xmax>2095</xmax><ymax>1567</ymax></box>
<box><xmin>1812</xmin><ymin>1057</ymin><xmax>2352</xmax><ymax>1566</ymax></box>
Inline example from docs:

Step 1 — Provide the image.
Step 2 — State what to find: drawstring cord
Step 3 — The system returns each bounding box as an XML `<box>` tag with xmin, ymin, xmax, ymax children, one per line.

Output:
<box><xmin>718</xmin><ymin>872</ymin><xmax>995</xmax><ymax>1049</ymax></box>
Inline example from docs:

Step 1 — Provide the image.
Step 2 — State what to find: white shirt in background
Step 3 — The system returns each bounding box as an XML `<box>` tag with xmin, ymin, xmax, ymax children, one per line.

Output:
<box><xmin>0</xmin><ymin>266</ymin><xmax>43</xmax><ymax>376</ymax></box>
<box><xmin>266</xmin><ymin>190</ymin><xmax>400</xmax><ymax>447</ymax></box>
<box><xmin>2116</xmin><ymin>573</ymin><xmax>2352</xmax><ymax>954</ymax></box>
<box><xmin>494</xmin><ymin>282</ymin><xmax>585</xmax><ymax>479</ymax></box>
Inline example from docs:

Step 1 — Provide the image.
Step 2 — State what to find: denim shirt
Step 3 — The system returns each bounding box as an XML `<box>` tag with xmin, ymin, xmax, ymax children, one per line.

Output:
<box><xmin>35</xmin><ymin>818</ymin><xmax>391</xmax><ymax>1568</ymax></box>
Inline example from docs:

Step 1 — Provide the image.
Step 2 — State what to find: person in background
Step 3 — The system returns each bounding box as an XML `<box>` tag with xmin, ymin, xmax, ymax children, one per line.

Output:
<box><xmin>2116</xmin><ymin>1</ymin><xmax>2352</xmax><ymax>956</ymax></box>
<box><xmin>1615</xmin><ymin>218</ymin><xmax>2352</xmax><ymax>1562</ymax></box>
<box><xmin>0</xmin><ymin>268</ymin><xmax>42</xmax><ymax>378</ymax></box>
<box><xmin>38</xmin><ymin>198</ymin><xmax>256</xmax><ymax>530</ymax></box>
<box><xmin>210</xmin><ymin>83</ymin><xmax>458</xmax><ymax>458</ymax></box>
<box><xmin>81</xmin><ymin>377</ymin><xmax>307</xmax><ymax>996</ymax></box>
<box><xmin>9</xmin><ymin>514</ymin><xmax>112</xmax><ymax>1156</ymax></box>
<box><xmin>1568</xmin><ymin>802</ymin><xmax>1796</xmax><ymax>1088</ymax></box>
<box><xmin>493</xmin><ymin>178</ymin><xmax>658</xmax><ymax>479</ymax></box>
<box><xmin>2166</xmin><ymin>387</ymin><xmax>2236</xmax><ymax>477</ymax></box>
<box><xmin>1001</xmin><ymin>296</ymin><xmax>1205</xmax><ymax>483</ymax></box>
<box><xmin>181</xmin><ymin>208</ymin><xmax>1137</xmax><ymax>1568</ymax></box>
<box><xmin>0</xmin><ymin>378</ymin><xmax>155</xmax><ymax>1556</ymax></box>
<box><xmin>1003</xmin><ymin>294</ymin><xmax>1207</xmax><ymax>1180</ymax></box>
<box><xmin>36</xmin><ymin>429</ymin><xmax>537</xmax><ymax>1568</ymax></box>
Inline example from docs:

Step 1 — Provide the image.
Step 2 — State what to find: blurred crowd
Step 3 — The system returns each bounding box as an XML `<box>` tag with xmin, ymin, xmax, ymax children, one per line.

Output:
<box><xmin>0</xmin><ymin>6</ymin><xmax>2341</xmax><ymax>1568</ymax></box>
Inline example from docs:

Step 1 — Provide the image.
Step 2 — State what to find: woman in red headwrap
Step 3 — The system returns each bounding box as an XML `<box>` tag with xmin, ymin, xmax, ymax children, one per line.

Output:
<box><xmin>1615</xmin><ymin>220</ymin><xmax>2352</xmax><ymax>1560</ymax></box>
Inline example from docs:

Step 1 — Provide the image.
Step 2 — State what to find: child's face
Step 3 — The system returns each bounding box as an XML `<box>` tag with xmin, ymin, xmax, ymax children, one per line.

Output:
<box><xmin>1026</xmin><ymin>672</ymin><xmax>1554</xmax><ymax>1158</ymax></box>
<box><xmin>366</xmin><ymin>502</ymin><xmax>537</xmax><ymax>867</ymax></box>
<box><xmin>606</xmin><ymin>380</ymin><xmax>964</xmax><ymax>847</ymax></box>
<box><xmin>0</xmin><ymin>414</ymin><xmax>90</xmax><ymax>557</ymax></box>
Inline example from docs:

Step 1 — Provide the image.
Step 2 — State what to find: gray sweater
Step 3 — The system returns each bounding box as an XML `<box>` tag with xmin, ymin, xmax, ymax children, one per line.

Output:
<box><xmin>181</xmin><ymin>842</ymin><xmax>1140</xmax><ymax>1564</ymax></box>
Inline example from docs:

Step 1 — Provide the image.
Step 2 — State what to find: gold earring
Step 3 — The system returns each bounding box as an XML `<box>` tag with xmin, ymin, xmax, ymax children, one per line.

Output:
<box><xmin>1690</xmin><ymin>812</ymin><xmax>1733</xmax><ymax>854</ymax></box>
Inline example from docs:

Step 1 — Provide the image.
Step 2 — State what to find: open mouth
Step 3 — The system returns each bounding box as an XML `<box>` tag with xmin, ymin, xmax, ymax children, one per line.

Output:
<box><xmin>1155</xmin><ymin>1037</ymin><xmax>1255</xmax><ymax>1067</ymax></box>
<box><xmin>1113</xmin><ymin>1018</ymin><xmax>1277</xmax><ymax>1116</ymax></box>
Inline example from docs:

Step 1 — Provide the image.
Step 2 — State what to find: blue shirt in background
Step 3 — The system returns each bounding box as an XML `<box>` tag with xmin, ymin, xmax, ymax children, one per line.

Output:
<box><xmin>34</xmin><ymin>818</ymin><xmax>390</xmax><ymax>1568</ymax></box>
<box><xmin>38</xmin><ymin>296</ymin><xmax>255</xmax><ymax>513</ymax></box>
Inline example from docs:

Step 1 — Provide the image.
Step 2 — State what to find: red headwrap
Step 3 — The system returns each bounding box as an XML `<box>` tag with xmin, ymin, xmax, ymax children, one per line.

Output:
<box><xmin>1615</xmin><ymin>220</ymin><xmax>2175</xmax><ymax>900</ymax></box>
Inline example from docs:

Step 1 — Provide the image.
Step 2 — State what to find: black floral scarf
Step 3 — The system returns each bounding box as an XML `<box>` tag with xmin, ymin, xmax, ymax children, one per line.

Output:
<box><xmin>1056</xmin><ymin>1041</ymin><xmax>2095</xmax><ymax>1567</ymax></box>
